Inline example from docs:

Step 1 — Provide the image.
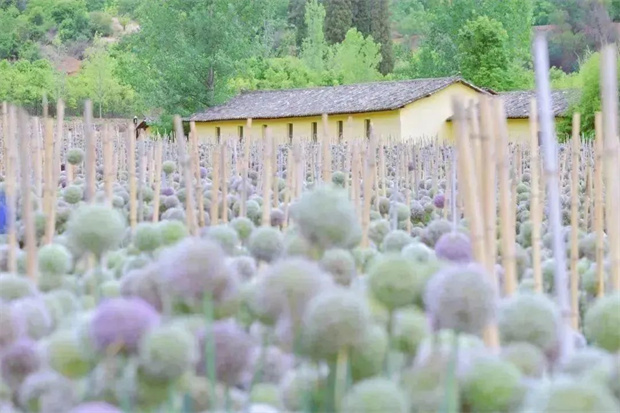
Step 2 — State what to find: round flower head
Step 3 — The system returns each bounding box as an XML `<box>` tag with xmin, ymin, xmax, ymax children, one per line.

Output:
<box><xmin>62</xmin><ymin>185</ymin><xmax>83</xmax><ymax>204</ymax></box>
<box><xmin>133</xmin><ymin>222</ymin><xmax>162</xmax><ymax>253</ymax></box>
<box><xmin>247</xmin><ymin>345</ymin><xmax>294</xmax><ymax>385</ymax></box>
<box><xmin>0</xmin><ymin>302</ymin><xmax>24</xmax><ymax>351</ymax></box>
<box><xmin>460</xmin><ymin>356</ymin><xmax>523</xmax><ymax>412</ymax></box>
<box><xmin>270</xmin><ymin>209</ymin><xmax>285</xmax><ymax>228</ymax></box>
<box><xmin>559</xmin><ymin>347</ymin><xmax>612</xmax><ymax>377</ymax></box>
<box><xmin>161</xmin><ymin>207</ymin><xmax>185</xmax><ymax>222</ymax></box>
<box><xmin>11</xmin><ymin>297</ymin><xmax>53</xmax><ymax>340</ymax></box>
<box><xmin>203</xmin><ymin>224</ymin><xmax>240</xmax><ymax>255</ymax></box>
<box><xmin>498</xmin><ymin>293</ymin><xmax>560</xmax><ymax>355</ymax></box>
<box><xmin>162</xmin><ymin>160</ymin><xmax>176</xmax><ymax>175</ymax></box>
<box><xmin>424</xmin><ymin>263</ymin><xmax>495</xmax><ymax>335</ymax></box>
<box><xmin>584</xmin><ymin>292</ymin><xmax>620</xmax><ymax>352</ymax></box>
<box><xmin>382</xmin><ymin>230</ymin><xmax>413</xmax><ymax>253</ymax></box>
<box><xmin>66</xmin><ymin>204</ymin><xmax>126</xmax><ymax>257</ymax></box>
<box><xmin>290</xmin><ymin>185</ymin><xmax>360</xmax><ymax>250</ymax></box>
<box><xmin>157</xmin><ymin>238</ymin><xmax>231</xmax><ymax>309</ymax></box>
<box><xmin>89</xmin><ymin>297</ymin><xmax>160</xmax><ymax>355</ymax></box>
<box><xmin>44</xmin><ymin>329</ymin><xmax>93</xmax><ymax>379</ymax></box>
<box><xmin>349</xmin><ymin>323</ymin><xmax>388</xmax><ymax>382</ymax></box>
<box><xmin>279</xmin><ymin>365</ymin><xmax>326</xmax><ymax>412</ymax></box>
<box><xmin>163</xmin><ymin>195</ymin><xmax>180</xmax><ymax>210</ymax></box>
<box><xmin>341</xmin><ymin>377</ymin><xmax>408</xmax><ymax>413</ymax></box>
<box><xmin>319</xmin><ymin>248</ymin><xmax>356</xmax><ymax>286</ymax></box>
<box><xmin>139</xmin><ymin>324</ymin><xmax>198</xmax><ymax>382</ymax></box>
<box><xmin>250</xmin><ymin>258</ymin><xmax>333</xmax><ymax>325</ymax></box>
<box><xmin>66</xmin><ymin>148</ymin><xmax>84</xmax><ymax>165</ymax></box>
<box><xmin>368</xmin><ymin>219</ymin><xmax>390</xmax><ymax>247</ymax></box>
<box><xmin>230</xmin><ymin>217</ymin><xmax>255</xmax><ymax>241</ymax></box>
<box><xmin>331</xmin><ymin>171</ymin><xmax>346</xmax><ymax>187</ymax></box>
<box><xmin>249</xmin><ymin>383</ymin><xmax>281</xmax><ymax>407</ymax></box>
<box><xmin>0</xmin><ymin>339</ymin><xmax>41</xmax><ymax>390</ymax></box>
<box><xmin>433</xmin><ymin>194</ymin><xmax>445</xmax><ymax>209</ymax></box>
<box><xmin>367</xmin><ymin>254</ymin><xmax>436</xmax><ymax>311</ymax></box>
<box><xmin>17</xmin><ymin>369</ymin><xmax>76</xmax><ymax>413</ymax></box>
<box><xmin>157</xmin><ymin>219</ymin><xmax>188</xmax><ymax>246</ymax></box>
<box><xmin>391</xmin><ymin>306</ymin><xmax>430</xmax><ymax>356</ymax></box>
<box><xmin>248</xmin><ymin>227</ymin><xmax>284</xmax><ymax>263</ymax></box>
<box><xmin>37</xmin><ymin>244</ymin><xmax>72</xmax><ymax>276</ymax></box>
<box><xmin>501</xmin><ymin>342</ymin><xmax>547</xmax><ymax>378</ymax></box>
<box><xmin>283</xmin><ymin>231</ymin><xmax>314</xmax><ymax>258</ymax></box>
<box><xmin>434</xmin><ymin>231</ymin><xmax>473</xmax><ymax>263</ymax></box>
<box><xmin>196</xmin><ymin>318</ymin><xmax>254</xmax><ymax>386</ymax></box>
<box><xmin>301</xmin><ymin>288</ymin><xmax>370</xmax><ymax>360</ymax></box>
<box><xmin>401</xmin><ymin>242</ymin><xmax>436</xmax><ymax>263</ymax></box>
<box><xmin>227</xmin><ymin>256</ymin><xmax>257</xmax><ymax>281</ymax></box>
<box><xmin>519</xmin><ymin>377</ymin><xmax>620</xmax><ymax>413</ymax></box>
<box><xmin>69</xmin><ymin>402</ymin><xmax>122</xmax><ymax>413</ymax></box>
<box><xmin>420</xmin><ymin>219</ymin><xmax>452</xmax><ymax>247</ymax></box>
<box><xmin>0</xmin><ymin>273</ymin><xmax>36</xmax><ymax>301</ymax></box>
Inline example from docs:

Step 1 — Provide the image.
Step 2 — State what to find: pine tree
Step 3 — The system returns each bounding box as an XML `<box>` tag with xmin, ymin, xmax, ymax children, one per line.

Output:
<box><xmin>370</xmin><ymin>0</ymin><xmax>394</xmax><ymax>74</ymax></box>
<box><xmin>351</xmin><ymin>0</ymin><xmax>372</xmax><ymax>36</ymax></box>
<box><xmin>325</xmin><ymin>0</ymin><xmax>353</xmax><ymax>44</ymax></box>
<box><xmin>300</xmin><ymin>0</ymin><xmax>328</xmax><ymax>72</ymax></box>
<box><xmin>289</xmin><ymin>0</ymin><xmax>308</xmax><ymax>47</ymax></box>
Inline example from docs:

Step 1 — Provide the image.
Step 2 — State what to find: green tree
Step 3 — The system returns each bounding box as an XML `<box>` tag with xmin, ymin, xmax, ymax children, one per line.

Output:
<box><xmin>325</xmin><ymin>0</ymin><xmax>353</xmax><ymax>44</ymax></box>
<box><xmin>330</xmin><ymin>28</ymin><xmax>382</xmax><ymax>84</ymax></box>
<box><xmin>50</xmin><ymin>0</ymin><xmax>92</xmax><ymax>42</ymax></box>
<box><xmin>0</xmin><ymin>59</ymin><xmax>56</xmax><ymax>110</ymax></box>
<box><xmin>89</xmin><ymin>11</ymin><xmax>112</xmax><ymax>37</ymax></box>
<box><xmin>351</xmin><ymin>0</ymin><xmax>371</xmax><ymax>35</ymax></box>
<box><xmin>457</xmin><ymin>16</ymin><xmax>511</xmax><ymax>90</ymax></box>
<box><xmin>288</xmin><ymin>0</ymin><xmax>307</xmax><ymax>47</ymax></box>
<box><xmin>300</xmin><ymin>0</ymin><xmax>327</xmax><ymax>72</ymax></box>
<box><xmin>370</xmin><ymin>0</ymin><xmax>394</xmax><ymax>74</ymax></box>
<box><xmin>390</xmin><ymin>0</ymin><xmax>431</xmax><ymax>37</ymax></box>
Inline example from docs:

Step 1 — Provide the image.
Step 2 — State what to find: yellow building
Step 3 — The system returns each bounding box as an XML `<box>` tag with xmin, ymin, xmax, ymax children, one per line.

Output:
<box><xmin>499</xmin><ymin>89</ymin><xmax>577</xmax><ymax>142</ymax></box>
<box><xmin>189</xmin><ymin>77</ymin><xmax>491</xmax><ymax>142</ymax></box>
<box><xmin>188</xmin><ymin>78</ymin><xmax>578</xmax><ymax>143</ymax></box>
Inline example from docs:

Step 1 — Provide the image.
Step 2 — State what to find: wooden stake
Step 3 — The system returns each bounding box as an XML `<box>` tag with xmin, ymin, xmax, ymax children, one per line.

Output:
<box><xmin>17</xmin><ymin>109</ymin><xmax>37</xmax><ymax>283</ymax></box>
<box><xmin>221</xmin><ymin>143</ymin><xmax>229</xmax><ymax>224</ymax></box>
<box><xmin>594</xmin><ymin>113</ymin><xmax>605</xmax><ymax>297</ymax></box>
<box><xmin>569</xmin><ymin>113</ymin><xmax>581</xmax><ymax>329</ymax></box>
<box><xmin>210</xmin><ymin>145</ymin><xmax>220</xmax><ymax>226</ymax></box>
<box><xmin>84</xmin><ymin>100</ymin><xmax>96</xmax><ymax>203</ymax></box>
<box><xmin>321</xmin><ymin>113</ymin><xmax>331</xmax><ymax>183</ymax></box>
<box><xmin>32</xmin><ymin>117</ymin><xmax>42</xmax><ymax>199</ymax></box>
<box><xmin>261</xmin><ymin>129</ymin><xmax>273</xmax><ymax>227</ymax></box>
<box><xmin>43</xmin><ymin>118</ymin><xmax>56</xmax><ymax>245</ymax></box>
<box><xmin>174</xmin><ymin>116</ymin><xmax>196</xmax><ymax>234</ymax></box>
<box><xmin>529</xmin><ymin>99</ymin><xmax>543</xmax><ymax>294</ymax></box>
<box><xmin>103</xmin><ymin>124</ymin><xmax>114</xmax><ymax>206</ymax></box>
<box><xmin>126</xmin><ymin>122</ymin><xmax>137</xmax><ymax>230</ymax></box>
<box><xmin>151</xmin><ymin>140</ymin><xmax>163</xmax><ymax>223</ymax></box>
<box><xmin>6</xmin><ymin>106</ymin><xmax>17</xmax><ymax>273</ymax></box>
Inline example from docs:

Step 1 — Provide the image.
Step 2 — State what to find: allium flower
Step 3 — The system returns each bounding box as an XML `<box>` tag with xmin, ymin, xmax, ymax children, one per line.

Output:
<box><xmin>519</xmin><ymin>378</ymin><xmax>620</xmax><ymax>413</ymax></box>
<box><xmin>248</xmin><ymin>227</ymin><xmax>284</xmax><ymax>263</ymax></box>
<box><xmin>433</xmin><ymin>194</ymin><xmax>445</xmax><ymax>209</ymax></box>
<box><xmin>11</xmin><ymin>297</ymin><xmax>53</xmax><ymax>340</ymax></box>
<box><xmin>559</xmin><ymin>347</ymin><xmax>612</xmax><ymax>377</ymax></box>
<box><xmin>0</xmin><ymin>339</ymin><xmax>41</xmax><ymax>390</ymax></box>
<box><xmin>269</xmin><ymin>209</ymin><xmax>285</xmax><ymax>228</ymax></box>
<box><xmin>501</xmin><ymin>342</ymin><xmax>547</xmax><ymax>378</ymax></box>
<box><xmin>391</xmin><ymin>306</ymin><xmax>430</xmax><ymax>356</ymax></box>
<box><xmin>66</xmin><ymin>204</ymin><xmax>126</xmax><ymax>257</ymax></box>
<box><xmin>584</xmin><ymin>293</ymin><xmax>620</xmax><ymax>352</ymax></box>
<box><xmin>0</xmin><ymin>273</ymin><xmax>36</xmax><ymax>301</ymax></box>
<box><xmin>382</xmin><ymin>230</ymin><xmax>413</xmax><ymax>253</ymax></box>
<box><xmin>424</xmin><ymin>264</ymin><xmax>495</xmax><ymax>335</ymax></box>
<box><xmin>434</xmin><ymin>231</ymin><xmax>473</xmax><ymax>263</ymax></box>
<box><xmin>196</xmin><ymin>318</ymin><xmax>254</xmax><ymax>386</ymax></box>
<box><xmin>0</xmin><ymin>301</ymin><xmax>24</xmax><ymax>351</ymax></box>
<box><xmin>401</xmin><ymin>242</ymin><xmax>436</xmax><ymax>263</ymax></box>
<box><xmin>368</xmin><ymin>219</ymin><xmax>390</xmax><ymax>247</ymax></box>
<box><xmin>460</xmin><ymin>356</ymin><xmax>523</xmax><ymax>412</ymax></box>
<box><xmin>37</xmin><ymin>244</ymin><xmax>72</xmax><ymax>276</ymax></box>
<box><xmin>44</xmin><ymin>330</ymin><xmax>93</xmax><ymax>379</ymax></box>
<box><xmin>17</xmin><ymin>370</ymin><xmax>76</xmax><ymax>413</ymax></box>
<box><xmin>230</xmin><ymin>217</ymin><xmax>255</xmax><ymax>241</ymax></box>
<box><xmin>319</xmin><ymin>248</ymin><xmax>356</xmax><ymax>286</ymax></box>
<box><xmin>68</xmin><ymin>402</ymin><xmax>122</xmax><ymax>413</ymax></box>
<box><xmin>420</xmin><ymin>219</ymin><xmax>452</xmax><ymax>247</ymax></box>
<box><xmin>157</xmin><ymin>238</ymin><xmax>231</xmax><ymax>308</ymax></box>
<box><xmin>133</xmin><ymin>222</ymin><xmax>162</xmax><ymax>253</ymax></box>
<box><xmin>301</xmin><ymin>288</ymin><xmax>370</xmax><ymax>360</ymax></box>
<box><xmin>157</xmin><ymin>219</ymin><xmax>188</xmax><ymax>246</ymax></box>
<box><xmin>279</xmin><ymin>365</ymin><xmax>325</xmax><ymax>412</ymax></box>
<box><xmin>203</xmin><ymin>225</ymin><xmax>240</xmax><ymax>255</ymax></box>
<box><xmin>349</xmin><ymin>324</ymin><xmax>388</xmax><ymax>382</ymax></box>
<box><xmin>227</xmin><ymin>256</ymin><xmax>257</xmax><ymax>281</ymax></box>
<box><xmin>246</xmin><ymin>345</ymin><xmax>294</xmax><ymax>385</ymax></box>
<box><xmin>66</xmin><ymin>148</ymin><xmax>84</xmax><ymax>165</ymax></box>
<box><xmin>62</xmin><ymin>186</ymin><xmax>83</xmax><ymax>204</ymax></box>
<box><xmin>139</xmin><ymin>324</ymin><xmax>198</xmax><ymax>382</ymax></box>
<box><xmin>89</xmin><ymin>297</ymin><xmax>160</xmax><ymax>355</ymax></box>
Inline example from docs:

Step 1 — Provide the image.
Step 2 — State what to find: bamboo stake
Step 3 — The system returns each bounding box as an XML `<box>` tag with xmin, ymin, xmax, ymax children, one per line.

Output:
<box><xmin>529</xmin><ymin>99</ymin><xmax>543</xmax><ymax>294</ymax></box>
<box><xmin>479</xmin><ymin>96</ymin><xmax>498</xmax><ymax>279</ymax></box>
<box><xmin>569</xmin><ymin>113</ymin><xmax>581</xmax><ymax>329</ymax></box>
<box><xmin>1</xmin><ymin>102</ymin><xmax>7</xmax><ymax>178</ymax></box>
<box><xmin>221</xmin><ymin>144</ymin><xmax>229</xmax><ymax>224</ymax></box>
<box><xmin>594</xmin><ymin>113</ymin><xmax>605</xmax><ymax>297</ymax></box>
<box><xmin>32</xmin><ymin>117</ymin><xmax>42</xmax><ymax>199</ymax></box>
<box><xmin>151</xmin><ymin>140</ymin><xmax>163</xmax><ymax>223</ymax></box>
<box><xmin>261</xmin><ymin>129</ymin><xmax>273</xmax><ymax>227</ymax></box>
<box><xmin>103</xmin><ymin>124</ymin><xmax>114</xmax><ymax>206</ymax></box>
<box><xmin>190</xmin><ymin>122</ymin><xmax>205</xmax><ymax>227</ymax></box>
<box><xmin>126</xmin><ymin>122</ymin><xmax>137</xmax><ymax>230</ymax></box>
<box><xmin>210</xmin><ymin>145</ymin><xmax>220</xmax><ymax>226</ymax></box>
<box><xmin>84</xmin><ymin>100</ymin><xmax>96</xmax><ymax>203</ymax></box>
<box><xmin>6</xmin><ymin>106</ymin><xmax>17</xmax><ymax>273</ymax></box>
<box><xmin>17</xmin><ymin>109</ymin><xmax>37</xmax><ymax>283</ymax></box>
<box><xmin>360</xmin><ymin>141</ymin><xmax>372</xmax><ymax>248</ymax></box>
<box><xmin>534</xmin><ymin>32</ymin><xmax>572</xmax><ymax>360</ymax></box>
<box><xmin>43</xmin><ymin>118</ymin><xmax>55</xmax><ymax>245</ymax></box>
<box><xmin>321</xmin><ymin>113</ymin><xmax>331</xmax><ymax>183</ymax></box>
<box><xmin>600</xmin><ymin>44</ymin><xmax>620</xmax><ymax>292</ymax></box>
<box><xmin>175</xmin><ymin>116</ymin><xmax>196</xmax><ymax>235</ymax></box>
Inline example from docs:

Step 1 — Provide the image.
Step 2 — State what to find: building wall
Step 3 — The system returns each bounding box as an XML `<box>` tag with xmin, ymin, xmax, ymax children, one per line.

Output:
<box><xmin>192</xmin><ymin>110</ymin><xmax>402</xmax><ymax>143</ymax></box>
<box><xmin>399</xmin><ymin>82</ymin><xmax>484</xmax><ymax>142</ymax></box>
<box><xmin>505</xmin><ymin>118</ymin><xmax>532</xmax><ymax>142</ymax></box>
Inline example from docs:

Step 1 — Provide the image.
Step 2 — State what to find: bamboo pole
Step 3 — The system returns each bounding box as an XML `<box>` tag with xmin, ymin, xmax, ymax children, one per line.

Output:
<box><xmin>495</xmin><ymin>99</ymin><xmax>517</xmax><ymax>296</ymax></box>
<box><xmin>151</xmin><ymin>140</ymin><xmax>163</xmax><ymax>223</ymax></box>
<box><xmin>261</xmin><ymin>129</ymin><xmax>273</xmax><ymax>227</ymax></box>
<box><xmin>321</xmin><ymin>113</ymin><xmax>331</xmax><ymax>183</ymax></box>
<box><xmin>174</xmin><ymin>116</ymin><xmax>196</xmax><ymax>235</ymax></box>
<box><xmin>43</xmin><ymin>118</ymin><xmax>55</xmax><ymax>245</ymax></box>
<box><xmin>84</xmin><ymin>100</ymin><xmax>96</xmax><ymax>203</ymax></box>
<box><xmin>32</xmin><ymin>117</ymin><xmax>42</xmax><ymax>199</ymax></box>
<box><xmin>594</xmin><ymin>113</ymin><xmax>605</xmax><ymax>297</ymax></box>
<box><xmin>534</xmin><ymin>32</ymin><xmax>572</xmax><ymax>360</ymax></box>
<box><xmin>190</xmin><ymin>121</ymin><xmax>205</xmax><ymax>227</ymax></box>
<box><xmin>600</xmin><ymin>44</ymin><xmax>620</xmax><ymax>292</ymax></box>
<box><xmin>479</xmin><ymin>96</ymin><xmax>498</xmax><ymax>279</ymax></box>
<box><xmin>361</xmin><ymin>139</ymin><xmax>375</xmax><ymax>248</ymax></box>
<box><xmin>1</xmin><ymin>102</ymin><xmax>7</xmax><ymax>178</ymax></box>
<box><xmin>529</xmin><ymin>99</ymin><xmax>543</xmax><ymax>294</ymax></box>
<box><xmin>569</xmin><ymin>113</ymin><xmax>581</xmax><ymax>329</ymax></box>
<box><xmin>17</xmin><ymin>109</ymin><xmax>37</xmax><ymax>283</ymax></box>
<box><xmin>221</xmin><ymin>143</ymin><xmax>229</xmax><ymax>224</ymax></box>
<box><xmin>103</xmin><ymin>124</ymin><xmax>114</xmax><ymax>206</ymax></box>
<box><xmin>126</xmin><ymin>121</ymin><xmax>137</xmax><ymax>230</ymax></box>
<box><xmin>6</xmin><ymin>106</ymin><xmax>17</xmax><ymax>273</ymax></box>
<box><xmin>210</xmin><ymin>145</ymin><xmax>220</xmax><ymax>226</ymax></box>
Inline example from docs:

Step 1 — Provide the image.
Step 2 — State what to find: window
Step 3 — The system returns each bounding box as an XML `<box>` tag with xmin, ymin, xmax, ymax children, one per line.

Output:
<box><xmin>238</xmin><ymin>125</ymin><xmax>244</xmax><ymax>141</ymax></box>
<box><xmin>311</xmin><ymin>122</ymin><xmax>318</xmax><ymax>142</ymax></box>
<box><xmin>288</xmin><ymin>123</ymin><xmax>294</xmax><ymax>144</ymax></box>
<box><xmin>262</xmin><ymin>125</ymin><xmax>268</xmax><ymax>139</ymax></box>
<box><xmin>216</xmin><ymin>127</ymin><xmax>221</xmax><ymax>143</ymax></box>
<box><xmin>337</xmin><ymin>120</ymin><xmax>344</xmax><ymax>141</ymax></box>
<box><xmin>364</xmin><ymin>119</ymin><xmax>371</xmax><ymax>139</ymax></box>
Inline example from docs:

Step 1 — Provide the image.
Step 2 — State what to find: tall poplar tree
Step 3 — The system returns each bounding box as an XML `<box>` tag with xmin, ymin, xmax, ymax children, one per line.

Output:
<box><xmin>370</xmin><ymin>0</ymin><xmax>394</xmax><ymax>74</ymax></box>
<box><xmin>351</xmin><ymin>0</ymin><xmax>372</xmax><ymax>35</ymax></box>
<box><xmin>324</xmin><ymin>0</ymin><xmax>353</xmax><ymax>44</ymax></box>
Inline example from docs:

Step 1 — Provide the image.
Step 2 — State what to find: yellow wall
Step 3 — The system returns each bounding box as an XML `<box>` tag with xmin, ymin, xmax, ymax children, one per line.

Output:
<box><xmin>193</xmin><ymin>110</ymin><xmax>402</xmax><ymax>143</ymax></box>
<box><xmin>505</xmin><ymin>118</ymin><xmax>532</xmax><ymax>142</ymax></box>
<box><xmin>399</xmin><ymin>82</ymin><xmax>484</xmax><ymax>142</ymax></box>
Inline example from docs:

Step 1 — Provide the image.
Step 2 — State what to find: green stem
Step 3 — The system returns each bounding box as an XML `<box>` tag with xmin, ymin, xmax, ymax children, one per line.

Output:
<box><xmin>202</xmin><ymin>293</ymin><xmax>217</xmax><ymax>407</ymax></box>
<box><xmin>440</xmin><ymin>332</ymin><xmax>460</xmax><ymax>413</ymax></box>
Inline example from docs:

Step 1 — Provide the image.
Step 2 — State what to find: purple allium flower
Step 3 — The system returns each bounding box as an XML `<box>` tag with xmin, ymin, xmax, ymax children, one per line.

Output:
<box><xmin>0</xmin><ymin>301</ymin><xmax>25</xmax><ymax>351</ymax></box>
<box><xmin>0</xmin><ymin>339</ymin><xmax>41</xmax><ymax>389</ymax></box>
<box><xmin>433</xmin><ymin>194</ymin><xmax>445</xmax><ymax>209</ymax></box>
<box><xmin>89</xmin><ymin>297</ymin><xmax>160</xmax><ymax>354</ymax></box>
<box><xmin>158</xmin><ymin>238</ymin><xmax>231</xmax><ymax>307</ymax></box>
<box><xmin>434</xmin><ymin>232</ymin><xmax>473</xmax><ymax>263</ymax></box>
<box><xmin>160</xmin><ymin>187</ymin><xmax>174</xmax><ymax>197</ymax></box>
<box><xmin>200</xmin><ymin>167</ymin><xmax>208</xmax><ymax>179</ymax></box>
<box><xmin>68</xmin><ymin>402</ymin><xmax>123</xmax><ymax>413</ymax></box>
<box><xmin>11</xmin><ymin>297</ymin><xmax>53</xmax><ymax>340</ymax></box>
<box><xmin>196</xmin><ymin>318</ymin><xmax>254</xmax><ymax>386</ymax></box>
<box><xmin>17</xmin><ymin>369</ymin><xmax>76</xmax><ymax>412</ymax></box>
